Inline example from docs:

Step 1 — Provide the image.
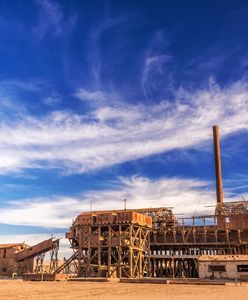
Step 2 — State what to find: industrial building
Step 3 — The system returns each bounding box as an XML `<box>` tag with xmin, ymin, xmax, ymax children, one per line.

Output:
<box><xmin>0</xmin><ymin>239</ymin><xmax>59</xmax><ymax>277</ymax></box>
<box><xmin>60</xmin><ymin>126</ymin><xmax>248</xmax><ymax>280</ymax></box>
<box><xmin>0</xmin><ymin>243</ymin><xmax>31</xmax><ymax>276</ymax></box>
<box><xmin>198</xmin><ymin>255</ymin><xmax>248</xmax><ymax>280</ymax></box>
<box><xmin>64</xmin><ymin>210</ymin><xmax>152</xmax><ymax>278</ymax></box>
<box><xmin>1</xmin><ymin>126</ymin><xmax>248</xmax><ymax>281</ymax></box>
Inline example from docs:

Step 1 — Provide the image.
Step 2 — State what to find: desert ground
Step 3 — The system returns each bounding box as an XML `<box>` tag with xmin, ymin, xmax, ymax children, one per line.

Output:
<box><xmin>0</xmin><ymin>280</ymin><xmax>248</xmax><ymax>300</ymax></box>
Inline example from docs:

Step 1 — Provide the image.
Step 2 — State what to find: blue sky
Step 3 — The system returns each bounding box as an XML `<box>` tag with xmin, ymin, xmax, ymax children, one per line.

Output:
<box><xmin>0</xmin><ymin>0</ymin><xmax>248</xmax><ymax>251</ymax></box>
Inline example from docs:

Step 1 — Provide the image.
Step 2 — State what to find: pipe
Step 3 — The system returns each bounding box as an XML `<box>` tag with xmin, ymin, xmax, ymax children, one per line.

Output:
<box><xmin>212</xmin><ymin>125</ymin><xmax>224</xmax><ymax>206</ymax></box>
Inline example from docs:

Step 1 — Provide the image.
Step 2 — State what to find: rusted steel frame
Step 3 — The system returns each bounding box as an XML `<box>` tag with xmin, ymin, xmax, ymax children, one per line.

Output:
<box><xmin>129</xmin><ymin>225</ymin><xmax>133</xmax><ymax>277</ymax></box>
<box><xmin>53</xmin><ymin>249</ymin><xmax>79</xmax><ymax>274</ymax></box>
<box><xmin>34</xmin><ymin>252</ymin><xmax>45</xmax><ymax>273</ymax></box>
<box><xmin>67</xmin><ymin>220</ymin><xmax>150</xmax><ymax>278</ymax></box>
<box><xmin>15</xmin><ymin>238</ymin><xmax>59</xmax><ymax>262</ymax></box>
<box><xmin>97</xmin><ymin>226</ymin><xmax>101</xmax><ymax>276</ymax></box>
<box><xmin>79</xmin><ymin>226</ymin><xmax>98</xmax><ymax>248</ymax></box>
<box><xmin>49</xmin><ymin>241</ymin><xmax>59</xmax><ymax>273</ymax></box>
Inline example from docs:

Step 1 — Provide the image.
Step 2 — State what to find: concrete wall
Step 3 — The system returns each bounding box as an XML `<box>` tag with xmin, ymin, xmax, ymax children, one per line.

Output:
<box><xmin>199</xmin><ymin>260</ymin><xmax>248</xmax><ymax>280</ymax></box>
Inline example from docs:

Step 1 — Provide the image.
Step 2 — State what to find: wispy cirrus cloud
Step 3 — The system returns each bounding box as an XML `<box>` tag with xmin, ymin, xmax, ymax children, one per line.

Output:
<box><xmin>1</xmin><ymin>175</ymin><xmax>246</xmax><ymax>229</ymax></box>
<box><xmin>74</xmin><ymin>88</ymin><xmax>119</xmax><ymax>103</ymax></box>
<box><xmin>33</xmin><ymin>0</ymin><xmax>63</xmax><ymax>41</ymax></box>
<box><xmin>0</xmin><ymin>79</ymin><xmax>43</xmax><ymax>92</ymax></box>
<box><xmin>0</xmin><ymin>176</ymin><xmax>216</xmax><ymax>228</ymax></box>
<box><xmin>0</xmin><ymin>196</ymin><xmax>80</xmax><ymax>228</ymax></box>
<box><xmin>43</xmin><ymin>95</ymin><xmax>61</xmax><ymax>106</ymax></box>
<box><xmin>141</xmin><ymin>30</ymin><xmax>173</xmax><ymax>99</ymax></box>
<box><xmin>181</xmin><ymin>6</ymin><xmax>248</xmax><ymax>85</ymax></box>
<box><xmin>87</xmin><ymin>13</ymin><xmax>129</xmax><ymax>83</ymax></box>
<box><xmin>33</xmin><ymin>0</ymin><xmax>77</xmax><ymax>42</ymax></box>
<box><xmin>0</xmin><ymin>79</ymin><xmax>248</xmax><ymax>175</ymax></box>
<box><xmin>0</xmin><ymin>78</ymin><xmax>58</xmax><ymax>120</ymax></box>
<box><xmin>1</xmin><ymin>174</ymin><xmax>246</xmax><ymax>258</ymax></box>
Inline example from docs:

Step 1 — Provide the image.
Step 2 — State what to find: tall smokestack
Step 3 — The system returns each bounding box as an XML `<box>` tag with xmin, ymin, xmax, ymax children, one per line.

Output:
<box><xmin>212</xmin><ymin>125</ymin><xmax>224</xmax><ymax>206</ymax></box>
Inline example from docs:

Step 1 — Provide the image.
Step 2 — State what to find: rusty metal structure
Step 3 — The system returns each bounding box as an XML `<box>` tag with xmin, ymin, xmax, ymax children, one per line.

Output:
<box><xmin>62</xmin><ymin>126</ymin><xmax>248</xmax><ymax>279</ymax></box>
<box><xmin>213</xmin><ymin>125</ymin><xmax>224</xmax><ymax>207</ymax></box>
<box><xmin>16</xmin><ymin>238</ymin><xmax>60</xmax><ymax>275</ymax></box>
<box><xmin>0</xmin><ymin>238</ymin><xmax>60</xmax><ymax>277</ymax></box>
<box><xmin>146</xmin><ymin>126</ymin><xmax>248</xmax><ymax>278</ymax></box>
<box><xmin>64</xmin><ymin>211</ymin><xmax>151</xmax><ymax>278</ymax></box>
<box><xmin>0</xmin><ymin>243</ymin><xmax>32</xmax><ymax>276</ymax></box>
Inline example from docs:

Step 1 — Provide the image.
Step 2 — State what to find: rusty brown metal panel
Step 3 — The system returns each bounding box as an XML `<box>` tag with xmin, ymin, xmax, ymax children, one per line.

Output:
<box><xmin>115</xmin><ymin>211</ymin><xmax>151</xmax><ymax>227</ymax></box>
<box><xmin>75</xmin><ymin>213</ymin><xmax>96</xmax><ymax>225</ymax></box>
<box><xmin>96</xmin><ymin>212</ymin><xmax>116</xmax><ymax>224</ymax></box>
<box><xmin>15</xmin><ymin>238</ymin><xmax>59</xmax><ymax>262</ymax></box>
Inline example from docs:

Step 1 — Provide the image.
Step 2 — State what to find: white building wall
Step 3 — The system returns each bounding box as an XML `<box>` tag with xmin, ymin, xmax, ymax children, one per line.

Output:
<box><xmin>199</xmin><ymin>260</ymin><xmax>248</xmax><ymax>280</ymax></box>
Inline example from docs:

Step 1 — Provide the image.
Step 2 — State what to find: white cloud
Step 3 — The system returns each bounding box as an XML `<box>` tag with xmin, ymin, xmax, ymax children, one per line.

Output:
<box><xmin>43</xmin><ymin>95</ymin><xmax>61</xmax><ymax>106</ymax></box>
<box><xmin>86</xmin><ymin>176</ymin><xmax>217</xmax><ymax>216</ymax></box>
<box><xmin>142</xmin><ymin>54</ymin><xmax>170</xmax><ymax>85</ymax></box>
<box><xmin>0</xmin><ymin>197</ymin><xmax>80</xmax><ymax>228</ymax></box>
<box><xmin>33</xmin><ymin>0</ymin><xmax>63</xmax><ymax>41</ymax></box>
<box><xmin>0</xmin><ymin>175</ymin><xmax>246</xmax><ymax>258</ymax></box>
<box><xmin>0</xmin><ymin>176</ymin><xmax>216</xmax><ymax>229</ymax></box>
<box><xmin>93</xmin><ymin>105</ymin><xmax>142</xmax><ymax>122</ymax></box>
<box><xmin>3</xmin><ymin>175</ymin><xmax>246</xmax><ymax>229</ymax></box>
<box><xmin>141</xmin><ymin>30</ymin><xmax>172</xmax><ymax>97</ymax></box>
<box><xmin>0</xmin><ymin>80</ymin><xmax>248</xmax><ymax>174</ymax></box>
<box><xmin>88</xmin><ymin>14</ymin><xmax>129</xmax><ymax>82</ymax></box>
<box><xmin>32</xmin><ymin>0</ymin><xmax>77</xmax><ymax>42</ymax></box>
<box><xmin>0</xmin><ymin>79</ymin><xmax>43</xmax><ymax>92</ymax></box>
<box><xmin>74</xmin><ymin>88</ymin><xmax>118</xmax><ymax>103</ymax></box>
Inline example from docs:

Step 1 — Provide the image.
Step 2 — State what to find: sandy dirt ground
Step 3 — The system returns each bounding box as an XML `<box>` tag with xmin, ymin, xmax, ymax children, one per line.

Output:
<box><xmin>0</xmin><ymin>280</ymin><xmax>248</xmax><ymax>300</ymax></box>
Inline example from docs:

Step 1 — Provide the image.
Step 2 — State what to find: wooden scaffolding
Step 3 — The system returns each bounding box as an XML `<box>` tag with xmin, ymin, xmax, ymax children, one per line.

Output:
<box><xmin>66</xmin><ymin>211</ymin><xmax>152</xmax><ymax>278</ymax></box>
